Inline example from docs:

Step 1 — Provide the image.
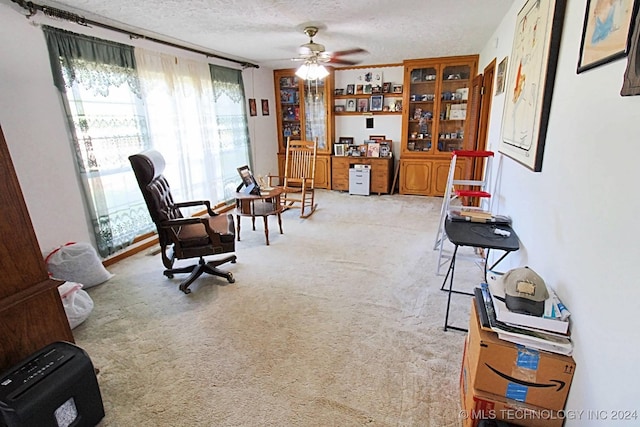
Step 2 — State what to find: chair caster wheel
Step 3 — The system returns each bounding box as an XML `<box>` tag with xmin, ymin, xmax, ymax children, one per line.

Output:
<box><xmin>227</xmin><ymin>273</ymin><xmax>235</xmax><ymax>284</ymax></box>
<box><xmin>164</xmin><ymin>272</ymin><xmax>174</xmax><ymax>279</ymax></box>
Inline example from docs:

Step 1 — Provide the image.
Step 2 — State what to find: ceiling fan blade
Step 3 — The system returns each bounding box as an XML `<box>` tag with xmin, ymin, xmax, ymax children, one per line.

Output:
<box><xmin>327</xmin><ymin>48</ymin><xmax>368</xmax><ymax>57</ymax></box>
<box><xmin>326</xmin><ymin>57</ymin><xmax>361</xmax><ymax>66</ymax></box>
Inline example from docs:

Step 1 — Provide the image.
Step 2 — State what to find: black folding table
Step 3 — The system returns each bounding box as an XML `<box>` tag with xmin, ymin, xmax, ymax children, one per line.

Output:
<box><xmin>440</xmin><ymin>218</ymin><xmax>520</xmax><ymax>332</ymax></box>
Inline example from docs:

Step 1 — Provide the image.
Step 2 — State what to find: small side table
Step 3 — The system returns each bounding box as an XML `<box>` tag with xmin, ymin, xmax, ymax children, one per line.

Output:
<box><xmin>235</xmin><ymin>187</ymin><xmax>284</xmax><ymax>245</ymax></box>
<box><xmin>441</xmin><ymin>219</ymin><xmax>520</xmax><ymax>332</ymax></box>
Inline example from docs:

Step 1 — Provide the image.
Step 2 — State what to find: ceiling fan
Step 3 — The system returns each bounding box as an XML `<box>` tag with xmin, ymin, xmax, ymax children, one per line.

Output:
<box><xmin>293</xmin><ymin>26</ymin><xmax>367</xmax><ymax>66</ymax></box>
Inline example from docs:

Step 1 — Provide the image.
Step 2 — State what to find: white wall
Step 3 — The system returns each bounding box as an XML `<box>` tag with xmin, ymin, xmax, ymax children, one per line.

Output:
<box><xmin>0</xmin><ymin>1</ymin><xmax>277</xmax><ymax>255</ymax></box>
<box><xmin>479</xmin><ymin>0</ymin><xmax>640</xmax><ymax>423</ymax></box>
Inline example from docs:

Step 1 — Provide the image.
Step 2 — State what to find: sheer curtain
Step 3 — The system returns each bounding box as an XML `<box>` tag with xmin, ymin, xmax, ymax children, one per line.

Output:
<box><xmin>43</xmin><ymin>26</ymin><xmax>154</xmax><ymax>257</ymax></box>
<box><xmin>209</xmin><ymin>65</ymin><xmax>252</xmax><ymax>200</ymax></box>
<box><xmin>304</xmin><ymin>79</ymin><xmax>327</xmax><ymax>151</ymax></box>
<box><xmin>135</xmin><ymin>48</ymin><xmax>230</xmax><ymax>207</ymax></box>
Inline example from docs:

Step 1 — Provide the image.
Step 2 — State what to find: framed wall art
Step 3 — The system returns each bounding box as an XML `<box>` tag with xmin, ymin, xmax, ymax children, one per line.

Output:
<box><xmin>499</xmin><ymin>0</ymin><xmax>567</xmax><ymax>172</ymax></box>
<box><xmin>621</xmin><ymin>8</ymin><xmax>640</xmax><ymax>95</ymax></box>
<box><xmin>248</xmin><ymin>98</ymin><xmax>257</xmax><ymax>117</ymax></box>
<box><xmin>577</xmin><ymin>0</ymin><xmax>638</xmax><ymax>73</ymax></box>
<box><xmin>261</xmin><ymin>99</ymin><xmax>269</xmax><ymax>116</ymax></box>
<box><xmin>495</xmin><ymin>56</ymin><xmax>508</xmax><ymax>95</ymax></box>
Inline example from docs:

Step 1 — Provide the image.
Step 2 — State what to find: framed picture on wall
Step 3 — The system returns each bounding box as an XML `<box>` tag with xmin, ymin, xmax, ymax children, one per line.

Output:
<box><xmin>577</xmin><ymin>0</ymin><xmax>638</xmax><ymax>73</ymax></box>
<box><xmin>495</xmin><ymin>56</ymin><xmax>508</xmax><ymax>95</ymax></box>
<box><xmin>248</xmin><ymin>98</ymin><xmax>257</xmax><ymax>117</ymax></box>
<box><xmin>499</xmin><ymin>0</ymin><xmax>567</xmax><ymax>172</ymax></box>
<box><xmin>621</xmin><ymin>9</ymin><xmax>640</xmax><ymax>95</ymax></box>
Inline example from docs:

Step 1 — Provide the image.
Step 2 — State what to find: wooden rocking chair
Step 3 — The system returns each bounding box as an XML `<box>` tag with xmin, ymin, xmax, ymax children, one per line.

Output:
<box><xmin>269</xmin><ymin>138</ymin><xmax>318</xmax><ymax>218</ymax></box>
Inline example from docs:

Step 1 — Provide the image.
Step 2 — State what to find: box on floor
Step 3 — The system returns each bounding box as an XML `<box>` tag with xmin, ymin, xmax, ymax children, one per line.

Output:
<box><xmin>465</xmin><ymin>302</ymin><xmax>575</xmax><ymax>411</ymax></box>
<box><xmin>461</xmin><ymin>336</ymin><xmax>566</xmax><ymax>427</ymax></box>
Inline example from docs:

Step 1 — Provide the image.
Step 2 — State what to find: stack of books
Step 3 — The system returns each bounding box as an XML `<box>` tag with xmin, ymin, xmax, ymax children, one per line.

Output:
<box><xmin>474</xmin><ymin>280</ymin><xmax>573</xmax><ymax>355</ymax></box>
<box><xmin>448</xmin><ymin>207</ymin><xmax>511</xmax><ymax>224</ymax></box>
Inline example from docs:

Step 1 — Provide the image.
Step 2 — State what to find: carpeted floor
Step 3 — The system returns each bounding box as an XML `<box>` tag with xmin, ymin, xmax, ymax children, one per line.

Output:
<box><xmin>74</xmin><ymin>190</ymin><xmax>484</xmax><ymax>427</ymax></box>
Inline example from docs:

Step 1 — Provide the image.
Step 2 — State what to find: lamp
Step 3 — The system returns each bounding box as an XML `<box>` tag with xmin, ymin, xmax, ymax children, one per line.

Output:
<box><xmin>295</xmin><ymin>61</ymin><xmax>329</xmax><ymax>80</ymax></box>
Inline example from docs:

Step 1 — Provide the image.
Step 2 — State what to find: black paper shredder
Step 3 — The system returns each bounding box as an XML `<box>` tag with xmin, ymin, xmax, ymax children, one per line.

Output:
<box><xmin>0</xmin><ymin>341</ymin><xmax>104</xmax><ymax>427</ymax></box>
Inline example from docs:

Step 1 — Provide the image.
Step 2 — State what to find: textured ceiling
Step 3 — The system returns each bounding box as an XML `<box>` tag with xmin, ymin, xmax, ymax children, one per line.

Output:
<box><xmin>27</xmin><ymin>0</ymin><xmax>515</xmax><ymax>70</ymax></box>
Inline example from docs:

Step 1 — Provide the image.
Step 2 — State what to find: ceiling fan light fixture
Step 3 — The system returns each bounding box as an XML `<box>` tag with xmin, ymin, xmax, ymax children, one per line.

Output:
<box><xmin>295</xmin><ymin>62</ymin><xmax>329</xmax><ymax>80</ymax></box>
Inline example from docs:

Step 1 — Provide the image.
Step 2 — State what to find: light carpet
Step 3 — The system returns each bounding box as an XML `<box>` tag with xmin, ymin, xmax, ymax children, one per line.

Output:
<box><xmin>74</xmin><ymin>190</ymin><xmax>484</xmax><ymax>427</ymax></box>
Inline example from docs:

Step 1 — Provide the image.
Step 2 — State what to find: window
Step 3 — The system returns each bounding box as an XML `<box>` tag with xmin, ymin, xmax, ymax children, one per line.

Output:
<box><xmin>43</xmin><ymin>26</ymin><xmax>251</xmax><ymax>257</ymax></box>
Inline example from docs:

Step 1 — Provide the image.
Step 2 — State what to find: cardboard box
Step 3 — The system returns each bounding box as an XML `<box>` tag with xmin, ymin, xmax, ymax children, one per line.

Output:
<box><xmin>467</xmin><ymin>303</ymin><xmax>575</xmax><ymax>410</ymax></box>
<box><xmin>460</xmin><ymin>339</ymin><xmax>565</xmax><ymax>427</ymax></box>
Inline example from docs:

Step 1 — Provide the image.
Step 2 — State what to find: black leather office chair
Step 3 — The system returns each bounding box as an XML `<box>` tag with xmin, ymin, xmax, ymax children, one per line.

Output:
<box><xmin>129</xmin><ymin>149</ymin><xmax>236</xmax><ymax>294</ymax></box>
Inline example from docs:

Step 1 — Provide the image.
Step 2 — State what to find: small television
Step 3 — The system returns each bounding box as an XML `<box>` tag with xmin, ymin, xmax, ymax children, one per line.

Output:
<box><xmin>237</xmin><ymin>165</ymin><xmax>260</xmax><ymax>195</ymax></box>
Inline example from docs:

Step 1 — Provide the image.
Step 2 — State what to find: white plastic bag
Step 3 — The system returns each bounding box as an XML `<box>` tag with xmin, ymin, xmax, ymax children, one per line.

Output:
<box><xmin>58</xmin><ymin>282</ymin><xmax>94</xmax><ymax>329</ymax></box>
<box><xmin>46</xmin><ymin>242</ymin><xmax>114</xmax><ymax>288</ymax></box>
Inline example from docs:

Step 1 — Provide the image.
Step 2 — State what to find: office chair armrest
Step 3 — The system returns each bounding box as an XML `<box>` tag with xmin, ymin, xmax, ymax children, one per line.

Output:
<box><xmin>172</xmin><ymin>200</ymin><xmax>217</xmax><ymax>216</ymax></box>
<box><xmin>160</xmin><ymin>217</ymin><xmax>224</xmax><ymax>245</ymax></box>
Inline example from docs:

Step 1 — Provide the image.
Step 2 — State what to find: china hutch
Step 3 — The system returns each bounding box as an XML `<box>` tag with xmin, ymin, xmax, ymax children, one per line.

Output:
<box><xmin>273</xmin><ymin>69</ymin><xmax>334</xmax><ymax>189</ymax></box>
<box><xmin>399</xmin><ymin>55</ymin><xmax>478</xmax><ymax>196</ymax></box>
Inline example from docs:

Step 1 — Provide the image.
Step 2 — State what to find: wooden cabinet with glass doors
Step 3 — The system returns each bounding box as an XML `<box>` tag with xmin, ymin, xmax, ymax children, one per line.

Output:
<box><xmin>273</xmin><ymin>69</ymin><xmax>334</xmax><ymax>189</ymax></box>
<box><xmin>399</xmin><ymin>55</ymin><xmax>478</xmax><ymax>196</ymax></box>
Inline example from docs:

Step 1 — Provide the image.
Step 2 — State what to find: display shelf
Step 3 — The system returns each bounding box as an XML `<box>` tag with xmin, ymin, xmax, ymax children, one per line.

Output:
<box><xmin>273</xmin><ymin>68</ymin><xmax>334</xmax><ymax>188</ymax></box>
<box><xmin>399</xmin><ymin>55</ymin><xmax>478</xmax><ymax>196</ymax></box>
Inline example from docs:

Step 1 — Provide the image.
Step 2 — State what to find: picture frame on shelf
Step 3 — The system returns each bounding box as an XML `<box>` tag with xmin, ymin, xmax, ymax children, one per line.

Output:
<box><xmin>346</xmin><ymin>84</ymin><xmax>355</xmax><ymax>95</ymax></box>
<box><xmin>339</xmin><ymin>137</ymin><xmax>355</xmax><ymax>145</ymax></box>
<box><xmin>366</xmin><ymin>142</ymin><xmax>380</xmax><ymax>157</ymax></box>
<box><xmin>577</xmin><ymin>0</ymin><xmax>638</xmax><ymax>73</ymax></box>
<box><xmin>333</xmin><ymin>143</ymin><xmax>346</xmax><ymax>156</ymax></box>
<box><xmin>370</xmin><ymin>95</ymin><xmax>383</xmax><ymax>112</ymax></box>
<box><xmin>392</xmin><ymin>84</ymin><xmax>403</xmax><ymax>94</ymax></box>
<box><xmin>345</xmin><ymin>99</ymin><xmax>357</xmax><ymax>112</ymax></box>
<box><xmin>334</xmin><ymin>88</ymin><xmax>345</xmax><ymax>96</ymax></box>
<box><xmin>357</xmin><ymin>98</ymin><xmax>369</xmax><ymax>112</ymax></box>
<box><xmin>363</xmin><ymin>84</ymin><xmax>373</xmax><ymax>94</ymax></box>
<box><xmin>279</xmin><ymin>76</ymin><xmax>295</xmax><ymax>87</ymax></box>
<box><xmin>334</xmin><ymin>105</ymin><xmax>345</xmax><ymax>112</ymax></box>
<box><xmin>382</xmin><ymin>82</ymin><xmax>392</xmax><ymax>93</ymax></box>
<box><xmin>379</xmin><ymin>141</ymin><xmax>392</xmax><ymax>158</ymax></box>
<box><xmin>369</xmin><ymin>135</ymin><xmax>386</xmax><ymax>140</ymax></box>
<box><xmin>355</xmin><ymin>84</ymin><xmax>364</xmax><ymax>95</ymax></box>
<box><xmin>500</xmin><ymin>0</ymin><xmax>567</xmax><ymax>172</ymax></box>
<box><xmin>372</xmin><ymin>71</ymin><xmax>383</xmax><ymax>93</ymax></box>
